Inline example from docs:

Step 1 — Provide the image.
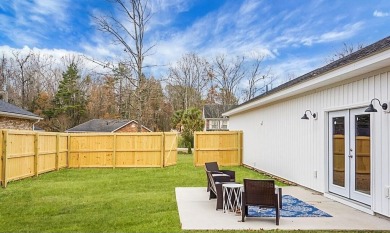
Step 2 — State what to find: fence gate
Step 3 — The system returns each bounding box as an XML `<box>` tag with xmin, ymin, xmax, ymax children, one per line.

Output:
<box><xmin>194</xmin><ymin>131</ymin><xmax>243</xmax><ymax>167</ymax></box>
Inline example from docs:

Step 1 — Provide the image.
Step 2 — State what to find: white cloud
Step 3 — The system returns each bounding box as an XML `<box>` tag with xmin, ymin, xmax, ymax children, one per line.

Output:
<box><xmin>0</xmin><ymin>45</ymin><xmax>109</xmax><ymax>75</ymax></box>
<box><xmin>276</xmin><ymin>21</ymin><xmax>364</xmax><ymax>47</ymax></box>
<box><xmin>2</xmin><ymin>0</ymin><xmax>370</xmax><ymax>83</ymax></box>
<box><xmin>318</xmin><ymin>22</ymin><xmax>364</xmax><ymax>42</ymax></box>
<box><xmin>31</xmin><ymin>0</ymin><xmax>70</xmax><ymax>21</ymax></box>
<box><xmin>239</xmin><ymin>0</ymin><xmax>262</xmax><ymax>15</ymax></box>
<box><xmin>270</xmin><ymin>56</ymin><xmax>322</xmax><ymax>87</ymax></box>
<box><xmin>147</xmin><ymin>0</ymin><xmax>191</xmax><ymax>30</ymax></box>
<box><xmin>373</xmin><ymin>10</ymin><xmax>389</xmax><ymax>17</ymax></box>
<box><xmin>0</xmin><ymin>0</ymin><xmax>72</xmax><ymax>47</ymax></box>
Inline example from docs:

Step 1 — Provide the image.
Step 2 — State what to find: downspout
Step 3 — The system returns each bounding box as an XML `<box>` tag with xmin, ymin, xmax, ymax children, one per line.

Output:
<box><xmin>33</xmin><ymin>119</ymin><xmax>41</xmax><ymax>131</ymax></box>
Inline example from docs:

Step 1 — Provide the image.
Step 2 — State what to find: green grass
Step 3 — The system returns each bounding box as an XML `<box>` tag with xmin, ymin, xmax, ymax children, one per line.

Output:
<box><xmin>0</xmin><ymin>155</ymin><xmax>380</xmax><ymax>233</ymax></box>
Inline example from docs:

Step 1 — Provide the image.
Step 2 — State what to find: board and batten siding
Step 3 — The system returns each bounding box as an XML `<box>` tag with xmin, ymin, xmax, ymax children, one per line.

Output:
<box><xmin>228</xmin><ymin>68</ymin><xmax>390</xmax><ymax>217</ymax></box>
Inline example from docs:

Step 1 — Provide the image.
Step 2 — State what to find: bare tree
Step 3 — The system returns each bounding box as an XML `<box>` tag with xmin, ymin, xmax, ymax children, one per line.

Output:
<box><xmin>11</xmin><ymin>50</ymin><xmax>34</xmax><ymax>108</ymax></box>
<box><xmin>326</xmin><ymin>42</ymin><xmax>364</xmax><ymax>64</ymax></box>
<box><xmin>0</xmin><ymin>55</ymin><xmax>10</xmax><ymax>102</ymax></box>
<box><xmin>0</xmin><ymin>54</ymin><xmax>9</xmax><ymax>92</ymax></box>
<box><xmin>93</xmin><ymin>0</ymin><xmax>154</xmax><ymax>132</ymax></box>
<box><xmin>212</xmin><ymin>55</ymin><xmax>245</xmax><ymax>105</ymax></box>
<box><xmin>167</xmin><ymin>53</ymin><xmax>210</xmax><ymax>110</ymax></box>
<box><xmin>241</xmin><ymin>55</ymin><xmax>273</xmax><ymax>102</ymax></box>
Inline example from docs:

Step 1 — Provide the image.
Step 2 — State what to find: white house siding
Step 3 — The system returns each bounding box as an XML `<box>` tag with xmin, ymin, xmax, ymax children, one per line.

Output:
<box><xmin>229</xmin><ymin>67</ymin><xmax>390</xmax><ymax>217</ymax></box>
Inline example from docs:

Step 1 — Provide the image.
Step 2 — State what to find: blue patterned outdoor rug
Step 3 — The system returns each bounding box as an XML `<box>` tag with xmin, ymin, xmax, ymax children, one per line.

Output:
<box><xmin>248</xmin><ymin>195</ymin><xmax>332</xmax><ymax>217</ymax></box>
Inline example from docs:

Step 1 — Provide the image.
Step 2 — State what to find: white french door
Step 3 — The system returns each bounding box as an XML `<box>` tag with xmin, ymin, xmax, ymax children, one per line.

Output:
<box><xmin>328</xmin><ymin>108</ymin><xmax>371</xmax><ymax>206</ymax></box>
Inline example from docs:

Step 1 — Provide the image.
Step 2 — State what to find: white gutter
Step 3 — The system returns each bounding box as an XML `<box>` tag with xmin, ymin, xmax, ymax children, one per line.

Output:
<box><xmin>0</xmin><ymin>111</ymin><xmax>43</xmax><ymax>120</ymax></box>
<box><xmin>33</xmin><ymin>119</ymin><xmax>41</xmax><ymax>130</ymax></box>
<box><xmin>224</xmin><ymin>48</ymin><xmax>390</xmax><ymax>116</ymax></box>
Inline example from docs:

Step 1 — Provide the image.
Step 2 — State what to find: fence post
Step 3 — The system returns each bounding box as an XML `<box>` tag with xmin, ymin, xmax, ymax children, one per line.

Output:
<box><xmin>34</xmin><ymin>133</ymin><xmax>39</xmax><ymax>177</ymax></box>
<box><xmin>56</xmin><ymin>134</ymin><xmax>60</xmax><ymax>170</ymax></box>
<box><xmin>160</xmin><ymin>133</ymin><xmax>164</xmax><ymax>168</ymax></box>
<box><xmin>67</xmin><ymin>134</ymin><xmax>71</xmax><ymax>168</ymax></box>
<box><xmin>237</xmin><ymin>131</ymin><xmax>242</xmax><ymax>165</ymax></box>
<box><xmin>193</xmin><ymin>132</ymin><xmax>197</xmax><ymax>166</ymax></box>
<box><xmin>113</xmin><ymin>134</ymin><xmax>116</xmax><ymax>169</ymax></box>
<box><xmin>240</xmin><ymin>131</ymin><xmax>243</xmax><ymax>165</ymax></box>
<box><xmin>1</xmin><ymin>131</ymin><xmax>8</xmax><ymax>188</ymax></box>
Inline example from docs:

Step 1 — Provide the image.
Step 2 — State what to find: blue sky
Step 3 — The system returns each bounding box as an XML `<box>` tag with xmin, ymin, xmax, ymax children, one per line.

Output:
<box><xmin>1</xmin><ymin>0</ymin><xmax>390</xmax><ymax>84</ymax></box>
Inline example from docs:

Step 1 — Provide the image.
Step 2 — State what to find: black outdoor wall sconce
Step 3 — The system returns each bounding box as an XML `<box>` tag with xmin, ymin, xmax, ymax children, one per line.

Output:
<box><xmin>301</xmin><ymin>110</ymin><xmax>317</xmax><ymax>120</ymax></box>
<box><xmin>365</xmin><ymin>98</ymin><xmax>388</xmax><ymax>112</ymax></box>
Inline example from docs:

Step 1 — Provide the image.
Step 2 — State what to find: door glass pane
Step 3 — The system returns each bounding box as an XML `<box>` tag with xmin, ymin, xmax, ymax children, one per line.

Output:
<box><xmin>333</xmin><ymin>117</ymin><xmax>345</xmax><ymax>187</ymax></box>
<box><xmin>355</xmin><ymin>114</ymin><xmax>370</xmax><ymax>194</ymax></box>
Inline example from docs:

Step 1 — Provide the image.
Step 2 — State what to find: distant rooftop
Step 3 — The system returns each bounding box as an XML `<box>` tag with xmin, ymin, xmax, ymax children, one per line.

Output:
<box><xmin>0</xmin><ymin>100</ymin><xmax>41</xmax><ymax>120</ymax></box>
<box><xmin>66</xmin><ymin>119</ymin><xmax>151</xmax><ymax>132</ymax></box>
<box><xmin>203</xmin><ymin>105</ymin><xmax>237</xmax><ymax>118</ymax></box>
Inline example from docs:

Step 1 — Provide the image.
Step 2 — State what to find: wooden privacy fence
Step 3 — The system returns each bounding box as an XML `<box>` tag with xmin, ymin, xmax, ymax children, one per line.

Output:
<box><xmin>1</xmin><ymin>130</ymin><xmax>177</xmax><ymax>187</ymax></box>
<box><xmin>194</xmin><ymin>131</ymin><xmax>243</xmax><ymax>167</ymax></box>
<box><xmin>68</xmin><ymin>132</ymin><xmax>177</xmax><ymax>168</ymax></box>
<box><xmin>0</xmin><ymin>130</ymin><xmax>68</xmax><ymax>188</ymax></box>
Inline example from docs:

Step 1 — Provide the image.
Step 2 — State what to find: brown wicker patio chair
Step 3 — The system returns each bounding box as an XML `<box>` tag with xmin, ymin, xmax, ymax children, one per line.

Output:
<box><xmin>206</xmin><ymin>170</ymin><xmax>235</xmax><ymax>210</ymax></box>
<box><xmin>241</xmin><ymin>179</ymin><xmax>280</xmax><ymax>225</ymax></box>
<box><xmin>205</xmin><ymin>162</ymin><xmax>235</xmax><ymax>192</ymax></box>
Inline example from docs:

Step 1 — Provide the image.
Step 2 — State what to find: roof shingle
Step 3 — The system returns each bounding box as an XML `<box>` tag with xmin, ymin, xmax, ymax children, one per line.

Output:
<box><xmin>0</xmin><ymin>100</ymin><xmax>40</xmax><ymax>119</ymax></box>
<box><xmin>203</xmin><ymin>105</ymin><xmax>238</xmax><ymax>118</ymax></box>
<box><xmin>66</xmin><ymin>119</ymin><xmax>132</xmax><ymax>132</ymax></box>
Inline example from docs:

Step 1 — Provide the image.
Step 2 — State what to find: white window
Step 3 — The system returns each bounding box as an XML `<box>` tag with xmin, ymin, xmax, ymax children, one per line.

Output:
<box><xmin>221</xmin><ymin>120</ymin><xmax>228</xmax><ymax>129</ymax></box>
<box><xmin>210</xmin><ymin>120</ymin><xmax>219</xmax><ymax>129</ymax></box>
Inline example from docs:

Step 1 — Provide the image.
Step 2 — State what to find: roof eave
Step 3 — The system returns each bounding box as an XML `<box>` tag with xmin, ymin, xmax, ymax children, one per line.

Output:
<box><xmin>0</xmin><ymin>111</ymin><xmax>43</xmax><ymax>120</ymax></box>
<box><xmin>65</xmin><ymin>130</ymin><xmax>87</xmax><ymax>133</ymax></box>
<box><xmin>223</xmin><ymin>49</ymin><xmax>390</xmax><ymax>117</ymax></box>
<box><xmin>113</xmin><ymin>120</ymin><xmax>153</xmax><ymax>132</ymax></box>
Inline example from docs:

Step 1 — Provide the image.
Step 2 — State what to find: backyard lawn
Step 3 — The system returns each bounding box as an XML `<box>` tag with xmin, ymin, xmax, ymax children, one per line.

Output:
<box><xmin>0</xmin><ymin>154</ymin><xmax>374</xmax><ymax>233</ymax></box>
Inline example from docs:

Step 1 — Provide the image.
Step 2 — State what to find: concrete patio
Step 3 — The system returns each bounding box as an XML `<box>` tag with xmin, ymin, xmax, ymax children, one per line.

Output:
<box><xmin>176</xmin><ymin>186</ymin><xmax>390</xmax><ymax>231</ymax></box>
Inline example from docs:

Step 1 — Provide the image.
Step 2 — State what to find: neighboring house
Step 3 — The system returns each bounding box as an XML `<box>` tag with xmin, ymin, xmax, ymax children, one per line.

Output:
<box><xmin>66</xmin><ymin>119</ymin><xmax>152</xmax><ymax>133</ymax></box>
<box><xmin>224</xmin><ymin>36</ymin><xmax>390</xmax><ymax>217</ymax></box>
<box><xmin>202</xmin><ymin>105</ymin><xmax>237</xmax><ymax>131</ymax></box>
<box><xmin>0</xmin><ymin>98</ymin><xmax>42</xmax><ymax>130</ymax></box>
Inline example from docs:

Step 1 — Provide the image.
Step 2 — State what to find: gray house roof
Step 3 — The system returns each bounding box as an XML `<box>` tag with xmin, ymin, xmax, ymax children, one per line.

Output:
<box><xmin>66</xmin><ymin>119</ymin><xmax>151</xmax><ymax>132</ymax></box>
<box><xmin>203</xmin><ymin>105</ymin><xmax>237</xmax><ymax>118</ymax></box>
<box><xmin>0</xmin><ymin>100</ymin><xmax>42</xmax><ymax>120</ymax></box>
<box><xmin>230</xmin><ymin>35</ymin><xmax>390</xmax><ymax>111</ymax></box>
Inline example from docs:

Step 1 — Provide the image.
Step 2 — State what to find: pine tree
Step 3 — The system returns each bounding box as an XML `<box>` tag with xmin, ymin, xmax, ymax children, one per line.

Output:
<box><xmin>52</xmin><ymin>63</ymin><xmax>87</xmax><ymax>131</ymax></box>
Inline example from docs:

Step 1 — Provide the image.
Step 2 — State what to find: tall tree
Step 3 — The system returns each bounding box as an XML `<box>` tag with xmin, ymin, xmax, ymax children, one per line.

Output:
<box><xmin>11</xmin><ymin>50</ymin><xmax>33</xmax><ymax>108</ymax></box>
<box><xmin>94</xmin><ymin>0</ymin><xmax>154</xmax><ymax>132</ymax></box>
<box><xmin>241</xmin><ymin>55</ymin><xmax>274</xmax><ymax>102</ymax></box>
<box><xmin>50</xmin><ymin>63</ymin><xmax>87</xmax><ymax>131</ymax></box>
<box><xmin>0</xmin><ymin>54</ymin><xmax>8</xmax><ymax>92</ymax></box>
<box><xmin>211</xmin><ymin>55</ymin><xmax>245</xmax><ymax>105</ymax></box>
<box><xmin>167</xmin><ymin>53</ymin><xmax>210</xmax><ymax>110</ymax></box>
<box><xmin>141</xmin><ymin>77</ymin><xmax>166</xmax><ymax>131</ymax></box>
<box><xmin>87</xmin><ymin>76</ymin><xmax>119</xmax><ymax>119</ymax></box>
